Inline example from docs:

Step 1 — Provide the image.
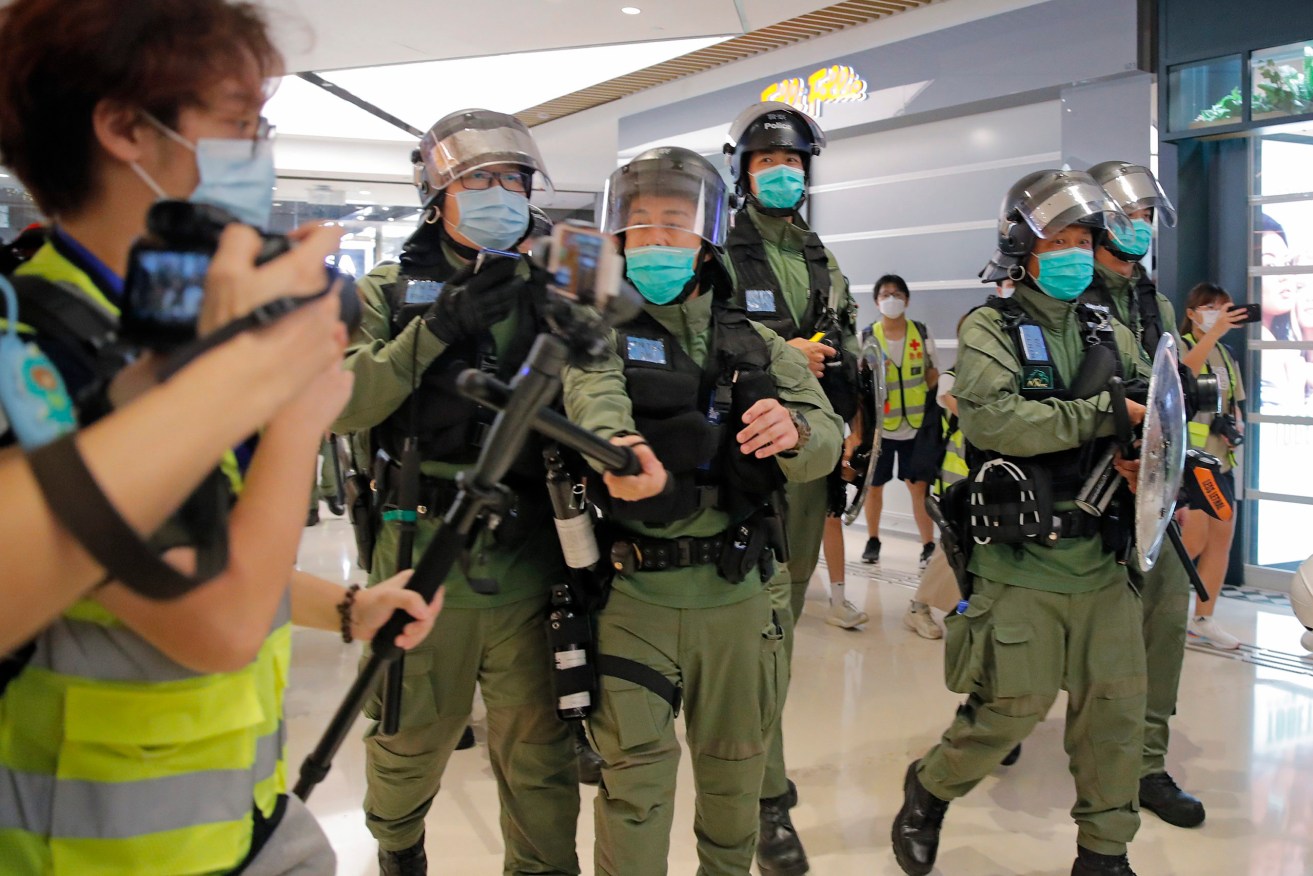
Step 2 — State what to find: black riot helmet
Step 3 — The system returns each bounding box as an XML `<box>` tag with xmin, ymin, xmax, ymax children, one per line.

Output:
<box><xmin>723</xmin><ymin>102</ymin><xmax>826</xmax><ymax>190</ymax></box>
<box><xmin>601</xmin><ymin>146</ymin><xmax>730</xmax><ymax>247</ymax></box>
<box><xmin>410</xmin><ymin>108</ymin><xmax>551</xmax><ymax>206</ymax></box>
<box><xmin>980</xmin><ymin>169</ymin><xmax>1133</xmax><ymax>282</ymax></box>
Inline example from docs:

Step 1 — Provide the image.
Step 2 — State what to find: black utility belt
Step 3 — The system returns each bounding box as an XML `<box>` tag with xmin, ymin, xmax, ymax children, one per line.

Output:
<box><xmin>610</xmin><ymin>533</ymin><xmax>727</xmax><ymax>574</ymax></box>
<box><xmin>380</xmin><ymin>474</ymin><xmax>459</xmax><ymax>519</ymax></box>
<box><xmin>1051</xmin><ymin>509</ymin><xmax>1102</xmax><ymax>540</ymax></box>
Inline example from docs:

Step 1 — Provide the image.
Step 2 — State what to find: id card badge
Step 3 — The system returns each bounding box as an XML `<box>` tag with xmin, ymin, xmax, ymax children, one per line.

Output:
<box><xmin>1</xmin><ymin>275</ymin><xmax>77</xmax><ymax>449</ymax></box>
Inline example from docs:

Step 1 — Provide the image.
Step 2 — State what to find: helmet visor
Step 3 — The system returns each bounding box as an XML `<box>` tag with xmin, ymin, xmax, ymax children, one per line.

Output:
<box><xmin>726</xmin><ymin>102</ymin><xmax>827</xmax><ymax>151</ymax></box>
<box><xmin>1099</xmin><ymin>165</ymin><xmax>1178</xmax><ymax>228</ymax></box>
<box><xmin>419</xmin><ymin>112</ymin><xmax>552</xmax><ymax>193</ymax></box>
<box><xmin>1016</xmin><ymin>171</ymin><xmax>1132</xmax><ymax>241</ymax></box>
<box><xmin>601</xmin><ymin>155</ymin><xmax>730</xmax><ymax>247</ymax></box>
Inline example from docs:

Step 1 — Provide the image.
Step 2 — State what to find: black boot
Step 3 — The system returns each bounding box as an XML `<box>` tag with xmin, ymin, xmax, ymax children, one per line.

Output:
<box><xmin>1139</xmin><ymin>771</ymin><xmax>1205</xmax><ymax>827</ymax></box>
<box><xmin>1071</xmin><ymin>845</ymin><xmax>1137</xmax><ymax>875</ymax></box>
<box><xmin>574</xmin><ymin>724</ymin><xmax>604</xmax><ymax>786</ymax></box>
<box><xmin>757</xmin><ymin>779</ymin><xmax>808</xmax><ymax>875</ymax></box>
<box><xmin>1001</xmin><ymin>743</ymin><xmax>1022</xmax><ymax>766</ymax></box>
<box><xmin>379</xmin><ymin>835</ymin><xmax>427</xmax><ymax>876</ymax></box>
<box><xmin>891</xmin><ymin>761</ymin><xmax>948</xmax><ymax>876</ymax></box>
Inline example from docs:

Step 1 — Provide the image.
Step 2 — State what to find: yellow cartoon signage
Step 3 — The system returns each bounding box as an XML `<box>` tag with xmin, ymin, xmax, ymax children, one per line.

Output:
<box><xmin>760</xmin><ymin>65</ymin><xmax>868</xmax><ymax>116</ymax></box>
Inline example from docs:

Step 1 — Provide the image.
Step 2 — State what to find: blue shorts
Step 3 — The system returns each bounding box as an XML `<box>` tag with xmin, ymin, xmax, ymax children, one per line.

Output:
<box><xmin>873</xmin><ymin>437</ymin><xmax>926</xmax><ymax>487</ymax></box>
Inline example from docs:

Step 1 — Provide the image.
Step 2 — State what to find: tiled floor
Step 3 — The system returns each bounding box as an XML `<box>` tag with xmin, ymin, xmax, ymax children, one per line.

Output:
<box><xmin>291</xmin><ymin>508</ymin><xmax>1313</xmax><ymax>874</ymax></box>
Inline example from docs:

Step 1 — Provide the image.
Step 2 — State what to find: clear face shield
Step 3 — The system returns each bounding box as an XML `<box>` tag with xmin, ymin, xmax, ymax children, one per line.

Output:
<box><xmin>1014</xmin><ymin>170</ymin><xmax>1133</xmax><ymax>242</ymax></box>
<box><xmin>417</xmin><ymin>111</ymin><xmax>553</xmax><ymax>196</ymax></box>
<box><xmin>1098</xmin><ymin>165</ymin><xmax>1178</xmax><ymax>227</ymax></box>
<box><xmin>600</xmin><ymin>156</ymin><xmax>730</xmax><ymax>248</ymax></box>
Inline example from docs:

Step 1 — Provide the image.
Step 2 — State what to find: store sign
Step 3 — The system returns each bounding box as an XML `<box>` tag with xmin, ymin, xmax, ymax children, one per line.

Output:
<box><xmin>760</xmin><ymin>65</ymin><xmax>868</xmax><ymax>116</ymax></box>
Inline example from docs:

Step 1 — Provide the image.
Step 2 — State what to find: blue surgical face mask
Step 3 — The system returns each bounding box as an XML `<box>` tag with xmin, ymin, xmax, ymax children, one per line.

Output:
<box><xmin>752</xmin><ymin>164</ymin><xmax>806</xmax><ymax>211</ymax></box>
<box><xmin>1033</xmin><ymin>246</ymin><xmax>1093</xmax><ymax>301</ymax></box>
<box><xmin>1109</xmin><ymin>217</ymin><xmax>1154</xmax><ymax>259</ymax></box>
<box><xmin>133</xmin><ymin>114</ymin><xmax>277</xmax><ymax>228</ymax></box>
<box><xmin>625</xmin><ymin>245</ymin><xmax>698</xmax><ymax>305</ymax></box>
<box><xmin>449</xmin><ymin>186</ymin><xmax>530</xmax><ymax>251</ymax></box>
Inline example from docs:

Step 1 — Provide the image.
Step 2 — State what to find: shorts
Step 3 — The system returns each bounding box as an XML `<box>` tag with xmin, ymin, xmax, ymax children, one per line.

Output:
<box><xmin>873</xmin><ymin>437</ymin><xmax>925</xmax><ymax>487</ymax></box>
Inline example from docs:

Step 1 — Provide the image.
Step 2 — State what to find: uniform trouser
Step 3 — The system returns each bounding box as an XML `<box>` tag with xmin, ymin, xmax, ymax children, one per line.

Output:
<box><xmin>1133</xmin><ymin>548</ymin><xmax>1191</xmax><ymax>777</ymax></box>
<box><xmin>362</xmin><ymin>596</ymin><xmax>581</xmax><ymax>875</ymax></box>
<box><xmin>918</xmin><ymin>576</ymin><xmax>1147</xmax><ymax>855</ymax></box>
<box><xmin>588</xmin><ymin>588</ymin><xmax>780</xmax><ymax>876</ymax></box>
<box><xmin>761</xmin><ymin>478</ymin><xmax>829</xmax><ymax>800</ymax></box>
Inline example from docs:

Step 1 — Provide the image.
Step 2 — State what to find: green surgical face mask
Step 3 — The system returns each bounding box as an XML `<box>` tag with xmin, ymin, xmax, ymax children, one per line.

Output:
<box><xmin>1033</xmin><ymin>246</ymin><xmax>1093</xmax><ymax>301</ymax></box>
<box><xmin>625</xmin><ymin>245</ymin><xmax>698</xmax><ymax>305</ymax></box>
<box><xmin>1109</xmin><ymin>217</ymin><xmax>1153</xmax><ymax>259</ymax></box>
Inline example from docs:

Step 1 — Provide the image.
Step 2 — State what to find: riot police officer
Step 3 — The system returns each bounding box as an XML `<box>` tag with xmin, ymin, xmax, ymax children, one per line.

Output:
<box><xmin>891</xmin><ymin>170</ymin><xmax>1152</xmax><ymax>876</ymax></box>
<box><xmin>1085</xmin><ymin>160</ymin><xmax>1207</xmax><ymax>829</ymax></box>
<box><xmin>562</xmin><ymin>146</ymin><xmax>841</xmax><ymax>876</ymax></box>
<box><xmin>721</xmin><ymin>101</ymin><xmax>862</xmax><ymax>876</ymax></box>
<box><xmin>332</xmin><ymin>109</ymin><xmax>580</xmax><ymax>876</ymax></box>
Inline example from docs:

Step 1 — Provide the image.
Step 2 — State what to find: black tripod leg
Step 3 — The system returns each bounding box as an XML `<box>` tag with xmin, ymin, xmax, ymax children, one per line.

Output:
<box><xmin>1166</xmin><ymin>521</ymin><xmax>1208</xmax><ymax>603</ymax></box>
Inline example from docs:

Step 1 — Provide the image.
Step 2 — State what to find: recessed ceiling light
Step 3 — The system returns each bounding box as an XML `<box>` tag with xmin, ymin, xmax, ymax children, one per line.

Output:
<box><xmin>360</xmin><ymin>190</ymin><xmax>372</xmax><ymax>195</ymax></box>
<box><xmin>621</xmin><ymin>6</ymin><xmax>641</xmax><ymax>14</ymax></box>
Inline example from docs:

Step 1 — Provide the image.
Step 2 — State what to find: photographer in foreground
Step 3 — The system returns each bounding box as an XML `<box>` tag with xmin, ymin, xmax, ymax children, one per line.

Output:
<box><xmin>0</xmin><ymin>289</ymin><xmax>344</xmax><ymax>651</ymax></box>
<box><xmin>0</xmin><ymin>2</ymin><xmax>440</xmax><ymax>873</ymax></box>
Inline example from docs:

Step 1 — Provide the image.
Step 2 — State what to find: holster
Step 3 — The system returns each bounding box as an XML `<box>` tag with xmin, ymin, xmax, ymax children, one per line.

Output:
<box><xmin>927</xmin><ymin>482</ymin><xmax>973</xmax><ymax>600</ymax></box>
<box><xmin>344</xmin><ymin>469</ymin><xmax>376</xmax><ymax>572</ymax></box>
<box><xmin>717</xmin><ymin>516</ymin><xmax>773</xmax><ymax>584</ymax></box>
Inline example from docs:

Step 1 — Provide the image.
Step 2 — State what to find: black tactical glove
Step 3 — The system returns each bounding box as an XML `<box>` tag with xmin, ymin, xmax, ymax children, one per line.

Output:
<box><xmin>422</xmin><ymin>253</ymin><xmax>523</xmax><ymax>345</ymax></box>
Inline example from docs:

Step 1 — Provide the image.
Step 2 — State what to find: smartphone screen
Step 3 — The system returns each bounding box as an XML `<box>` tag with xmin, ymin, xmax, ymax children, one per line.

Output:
<box><xmin>126</xmin><ymin>250</ymin><xmax>211</xmax><ymax>327</ymax></box>
<box><xmin>555</xmin><ymin>229</ymin><xmax>602</xmax><ymax>300</ymax></box>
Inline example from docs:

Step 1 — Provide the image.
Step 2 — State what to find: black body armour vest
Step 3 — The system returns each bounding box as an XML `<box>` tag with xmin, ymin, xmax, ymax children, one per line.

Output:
<box><xmin>974</xmin><ymin>294</ymin><xmax>1126</xmax><ymax>498</ymax></box>
<box><xmin>606</xmin><ymin>293</ymin><xmax>784</xmax><ymax>526</ymax></box>
<box><xmin>725</xmin><ymin>212</ymin><xmax>858</xmax><ymax>421</ymax></box>
<box><xmin>1084</xmin><ymin>267</ymin><xmax>1164</xmax><ymax>359</ymax></box>
<box><xmin>373</xmin><ymin>250</ymin><xmax>546</xmax><ymax>481</ymax></box>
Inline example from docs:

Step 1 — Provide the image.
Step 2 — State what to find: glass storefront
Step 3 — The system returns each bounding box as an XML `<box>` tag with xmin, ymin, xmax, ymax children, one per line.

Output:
<box><xmin>1248</xmin><ymin>122</ymin><xmax>1313</xmax><ymax>567</ymax></box>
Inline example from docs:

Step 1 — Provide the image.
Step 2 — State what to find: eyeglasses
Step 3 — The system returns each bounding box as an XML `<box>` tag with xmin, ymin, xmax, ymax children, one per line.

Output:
<box><xmin>461</xmin><ymin>169</ymin><xmax>530</xmax><ymax>193</ymax></box>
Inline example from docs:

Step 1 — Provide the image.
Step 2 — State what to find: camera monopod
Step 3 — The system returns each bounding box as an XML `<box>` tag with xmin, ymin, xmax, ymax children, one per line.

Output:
<box><xmin>293</xmin><ymin>331</ymin><xmax>639</xmax><ymax>801</ymax></box>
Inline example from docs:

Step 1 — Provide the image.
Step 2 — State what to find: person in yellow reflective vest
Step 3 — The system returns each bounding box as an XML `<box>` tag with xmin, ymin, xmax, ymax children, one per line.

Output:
<box><xmin>861</xmin><ymin>274</ymin><xmax>939</xmax><ymax>570</ymax></box>
<box><xmin>0</xmin><ymin>3</ymin><xmax>442</xmax><ymax>874</ymax></box>
<box><xmin>1178</xmin><ymin>282</ymin><xmax>1249</xmax><ymax>651</ymax></box>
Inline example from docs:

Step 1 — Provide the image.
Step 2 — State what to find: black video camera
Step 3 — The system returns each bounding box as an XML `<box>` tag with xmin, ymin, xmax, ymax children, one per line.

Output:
<box><xmin>121</xmin><ymin>200</ymin><xmax>361</xmax><ymax>350</ymax></box>
<box><xmin>1210</xmin><ymin>412</ymin><xmax>1244</xmax><ymax>447</ymax></box>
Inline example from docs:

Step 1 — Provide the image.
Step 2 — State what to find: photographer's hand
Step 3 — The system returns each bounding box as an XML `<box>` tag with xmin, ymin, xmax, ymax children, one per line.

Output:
<box><xmin>200</xmin><ymin>222</ymin><xmax>345</xmax><ymax>335</ymax></box>
<box><xmin>423</xmin><ymin>255</ymin><xmax>522</xmax><ymax>346</ymax></box>
<box><xmin>350</xmin><ymin>571</ymin><xmax>445</xmax><ymax>650</ymax></box>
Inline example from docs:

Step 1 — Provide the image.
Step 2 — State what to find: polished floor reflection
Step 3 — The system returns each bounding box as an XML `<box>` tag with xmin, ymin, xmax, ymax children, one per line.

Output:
<box><xmin>291</xmin><ymin>508</ymin><xmax>1313</xmax><ymax>874</ymax></box>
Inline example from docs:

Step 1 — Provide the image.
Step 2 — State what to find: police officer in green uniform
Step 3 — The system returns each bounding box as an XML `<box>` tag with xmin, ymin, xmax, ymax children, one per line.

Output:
<box><xmin>562</xmin><ymin>146</ymin><xmax>841</xmax><ymax>876</ymax></box>
<box><xmin>720</xmin><ymin>101</ymin><xmax>860</xmax><ymax>876</ymax></box>
<box><xmin>1084</xmin><ymin>160</ymin><xmax>1205</xmax><ymax>829</ymax></box>
<box><xmin>332</xmin><ymin>109</ymin><xmax>580</xmax><ymax>876</ymax></box>
<box><xmin>891</xmin><ymin>170</ymin><xmax>1152</xmax><ymax>876</ymax></box>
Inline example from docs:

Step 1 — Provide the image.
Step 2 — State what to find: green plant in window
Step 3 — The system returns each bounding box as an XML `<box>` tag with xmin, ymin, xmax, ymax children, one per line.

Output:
<box><xmin>1251</xmin><ymin>47</ymin><xmax>1313</xmax><ymax>116</ymax></box>
<box><xmin>1195</xmin><ymin>87</ymin><xmax>1244</xmax><ymax>123</ymax></box>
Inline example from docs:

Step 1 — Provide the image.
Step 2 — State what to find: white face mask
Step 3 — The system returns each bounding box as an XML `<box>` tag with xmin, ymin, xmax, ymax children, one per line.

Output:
<box><xmin>878</xmin><ymin>296</ymin><xmax>907</xmax><ymax>319</ymax></box>
<box><xmin>997</xmin><ymin>282</ymin><xmax>1016</xmax><ymax>298</ymax></box>
<box><xmin>1195</xmin><ymin>310</ymin><xmax>1220</xmax><ymax>333</ymax></box>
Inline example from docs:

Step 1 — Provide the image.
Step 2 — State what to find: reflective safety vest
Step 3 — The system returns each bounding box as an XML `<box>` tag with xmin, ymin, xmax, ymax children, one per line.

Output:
<box><xmin>0</xmin><ymin>599</ymin><xmax>292</xmax><ymax>875</ymax></box>
<box><xmin>0</xmin><ymin>240</ymin><xmax>291</xmax><ymax>875</ymax></box>
<box><xmin>873</xmin><ymin>319</ymin><xmax>929</xmax><ymax>431</ymax></box>
<box><xmin>935</xmin><ymin>412</ymin><xmax>969</xmax><ymax>497</ymax></box>
<box><xmin>1182</xmin><ymin>332</ymin><xmax>1242</xmax><ymax>463</ymax></box>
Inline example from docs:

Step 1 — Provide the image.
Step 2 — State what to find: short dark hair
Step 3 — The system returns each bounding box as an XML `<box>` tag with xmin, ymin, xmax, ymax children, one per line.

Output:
<box><xmin>874</xmin><ymin>273</ymin><xmax>910</xmax><ymax>300</ymax></box>
<box><xmin>0</xmin><ymin>0</ymin><xmax>283</xmax><ymax>217</ymax></box>
<box><xmin>1259</xmin><ymin>212</ymin><xmax>1287</xmax><ymax>246</ymax></box>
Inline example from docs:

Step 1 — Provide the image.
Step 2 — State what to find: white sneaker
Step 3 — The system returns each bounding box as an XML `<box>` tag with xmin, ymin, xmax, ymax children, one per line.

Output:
<box><xmin>1187</xmin><ymin>616</ymin><xmax>1240</xmax><ymax>650</ymax></box>
<box><xmin>826</xmin><ymin>600</ymin><xmax>869</xmax><ymax>629</ymax></box>
<box><xmin>902</xmin><ymin>603</ymin><xmax>943</xmax><ymax>640</ymax></box>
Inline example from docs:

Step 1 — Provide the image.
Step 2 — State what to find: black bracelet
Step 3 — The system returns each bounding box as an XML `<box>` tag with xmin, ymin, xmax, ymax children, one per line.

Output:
<box><xmin>337</xmin><ymin>584</ymin><xmax>361</xmax><ymax>643</ymax></box>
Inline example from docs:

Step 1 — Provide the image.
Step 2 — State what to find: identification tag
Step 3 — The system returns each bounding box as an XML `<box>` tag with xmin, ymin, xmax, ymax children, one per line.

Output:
<box><xmin>626</xmin><ymin>336</ymin><xmax>668</xmax><ymax>365</ymax></box>
<box><xmin>403</xmin><ymin>279</ymin><xmax>445</xmax><ymax>305</ymax></box>
<box><xmin>745</xmin><ymin>289</ymin><xmax>776</xmax><ymax>313</ymax></box>
<box><xmin>1017</xmin><ymin>324</ymin><xmax>1050</xmax><ymax>364</ymax></box>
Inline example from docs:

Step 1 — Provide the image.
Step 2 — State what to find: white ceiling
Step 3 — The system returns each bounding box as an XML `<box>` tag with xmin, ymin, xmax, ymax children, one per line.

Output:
<box><xmin>261</xmin><ymin>0</ymin><xmax>840</xmax><ymax>73</ymax></box>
